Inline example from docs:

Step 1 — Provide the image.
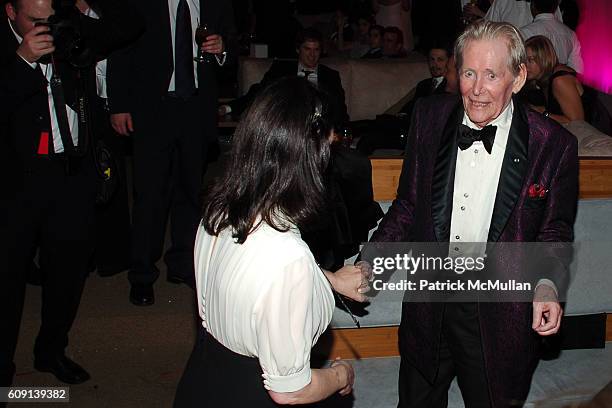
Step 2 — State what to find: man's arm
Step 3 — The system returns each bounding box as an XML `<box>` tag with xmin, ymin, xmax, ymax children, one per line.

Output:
<box><xmin>79</xmin><ymin>0</ymin><xmax>145</xmax><ymax>58</ymax></box>
<box><xmin>0</xmin><ymin>25</ymin><xmax>51</xmax><ymax>111</ymax></box>
<box><xmin>88</xmin><ymin>0</ymin><xmax>144</xmax><ymax>135</ymax></box>
<box><xmin>203</xmin><ymin>0</ymin><xmax>237</xmax><ymax>67</ymax></box>
<box><xmin>532</xmin><ymin>130</ymin><xmax>578</xmax><ymax>335</ymax></box>
<box><xmin>567</xmin><ymin>35</ymin><xmax>583</xmax><ymax>74</ymax></box>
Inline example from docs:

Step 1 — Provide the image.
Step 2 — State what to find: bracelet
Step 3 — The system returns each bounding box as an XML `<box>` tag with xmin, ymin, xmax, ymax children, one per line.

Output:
<box><xmin>543</xmin><ymin>110</ymin><xmax>550</xmax><ymax>118</ymax></box>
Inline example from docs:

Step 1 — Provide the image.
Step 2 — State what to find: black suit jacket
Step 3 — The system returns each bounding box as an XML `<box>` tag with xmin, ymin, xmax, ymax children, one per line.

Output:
<box><xmin>106</xmin><ymin>0</ymin><xmax>236</xmax><ymax>136</ymax></box>
<box><xmin>229</xmin><ymin>60</ymin><xmax>349</xmax><ymax>127</ymax></box>
<box><xmin>0</xmin><ymin>3</ymin><xmax>144</xmax><ymax>194</ymax></box>
<box><xmin>399</xmin><ymin>76</ymin><xmax>447</xmax><ymax>117</ymax></box>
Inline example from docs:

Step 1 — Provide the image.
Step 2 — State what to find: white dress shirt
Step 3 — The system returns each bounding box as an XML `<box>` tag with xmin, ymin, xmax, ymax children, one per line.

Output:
<box><xmin>82</xmin><ymin>7</ymin><xmax>108</xmax><ymax>98</ymax></box>
<box><xmin>450</xmin><ymin>101</ymin><xmax>512</xmax><ymax>247</ymax></box>
<box><xmin>520</xmin><ymin>13</ymin><xmax>583</xmax><ymax>73</ymax></box>
<box><xmin>450</xmin><ymin>101</ymin><xmax>557</xmax><ymax>292</ymax></box>
<box><xmin>167</xmin><ymin>0</ymin><xmax>226</xmax><ymax>92</ymax></box>
<box><xmin>432</xmin><ymin>76</ymin><xmax>444</xmax><ymax>90</ymax></box>
<box><xmin>484</xmin><ymin>0</ymin><xmax>563</xmax><ymax>29</ymax></box>
<box><xmin>297</xmin><ymin>63</ymin><xmax>318</xmax><ymax>87</ymax></box>
<box><xmin>194</xmin><ymin>220</ymin><xmax>334</xmax><ymax>393</ymax></box>
<box><xmin>10</xmin><ymin>19</ymin><xmax>78</xmax><ymax>153</ymax></box>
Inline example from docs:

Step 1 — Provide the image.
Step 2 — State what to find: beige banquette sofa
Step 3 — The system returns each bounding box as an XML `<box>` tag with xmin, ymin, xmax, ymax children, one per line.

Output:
<box><xmin>238</xmin><ymin>56</ymin><xmax>430</xmax><ymax>121</ymax></box>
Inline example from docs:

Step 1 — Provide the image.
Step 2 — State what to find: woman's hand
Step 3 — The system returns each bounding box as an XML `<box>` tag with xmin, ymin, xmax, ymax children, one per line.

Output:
<box><xmin>331</xmin><ymin>358</ymin><xmax>355</xmax><ymax>396</ymax></box>
<box><xmin>324</xmin><ymin>263</ymin><xmax>372</xmax><ymax>302</ymax></box>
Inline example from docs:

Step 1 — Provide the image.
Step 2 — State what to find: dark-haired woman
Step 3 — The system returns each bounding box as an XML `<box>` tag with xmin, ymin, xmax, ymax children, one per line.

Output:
<box><xmin>524</xmin><ymin>35</ymin><xmax>612</xmax><ymax>133</ymax></box>
<box><xmin>173</xmin><ymin>78</ymin><xmax>371</xmax><ymax>407</ymax></box>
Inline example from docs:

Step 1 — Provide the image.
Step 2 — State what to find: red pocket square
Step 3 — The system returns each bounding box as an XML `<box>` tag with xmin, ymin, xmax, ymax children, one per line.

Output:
<box><xmin>528</xmin><ymin>183</ymin><xmax>548</xmax><ymax>199</ymax></box>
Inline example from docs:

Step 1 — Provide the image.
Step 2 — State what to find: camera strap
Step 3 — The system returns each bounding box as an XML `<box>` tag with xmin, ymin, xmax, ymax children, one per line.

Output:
<box><xmin>49</xmin><ymin>61</ymin><xmax>77</xmax><ymax>156</ymax></box>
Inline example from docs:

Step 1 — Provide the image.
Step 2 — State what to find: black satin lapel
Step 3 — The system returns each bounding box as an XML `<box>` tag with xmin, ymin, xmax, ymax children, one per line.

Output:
<box><xmin>487</xmin><ymin>99</ymin><xmax>529</xmax><ymax>242</ymax></box>
<box><xmin>431</xmin><ymin>101</ymin><xmax>463</xmax><ymax>242</ymax></box>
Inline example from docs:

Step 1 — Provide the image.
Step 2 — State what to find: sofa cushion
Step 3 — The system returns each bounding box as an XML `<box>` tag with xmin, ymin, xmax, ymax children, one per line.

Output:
<box><xmin>565</xmin><ymin>120</ymin><xmax>612</xmax><ymax>156</ymax></box>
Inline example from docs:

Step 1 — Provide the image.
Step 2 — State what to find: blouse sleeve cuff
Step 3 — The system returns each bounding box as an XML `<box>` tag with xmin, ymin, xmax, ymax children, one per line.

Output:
<box><xmin>262</xmin><ymin>365</ymin><xmax>311</xmax><ymax>393</ymax></box>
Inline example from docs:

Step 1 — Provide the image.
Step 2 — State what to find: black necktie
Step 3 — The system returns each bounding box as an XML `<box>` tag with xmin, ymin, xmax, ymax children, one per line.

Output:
<box><xmin>431</xmin><ymin>78</ymin><xmax>439</xmax><ymax>93</ymax></box>
<box><xmin>175</xmin><ymin>0</ymin><xmax>196</xmax><ymax>98</ymax></box>
<box><xmin>457</xmin><ymin>124</ymin><xmax>497</xmax><ymax>154</ymax></box>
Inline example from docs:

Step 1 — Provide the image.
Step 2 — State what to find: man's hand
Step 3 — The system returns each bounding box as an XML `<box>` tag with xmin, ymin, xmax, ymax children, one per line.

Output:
<box><xmin>532</xmin><ymin>284</ymin><xmax>563</xmax><ymax>336</ymax></box>
<box><xmin>201</xmin><ymin>34</ymin><xmax>224</xmax><ymax>55</ymax></box>
<box><xmin>218</xmin><ymin>104</ymin><xmax>231</xmax><ymax>116</ymax></box>
<box><xmin>17</xmin><ymin>25</ymin><xmax>55</xmax><ymax>63</ymax></box>
<box><xmin>110</xmin><ymin>113</ymin><xmax>134</xmax><ymax>136</ymax></box>
<box><xmin>324</xmin><ymin>262</ymin><xmax>372</xmax><ymax>302</ymax></box>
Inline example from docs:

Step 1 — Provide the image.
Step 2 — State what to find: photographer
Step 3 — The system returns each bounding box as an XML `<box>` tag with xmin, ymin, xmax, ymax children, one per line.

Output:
<box><xmin>0</xmin><ymin>0</ymin><xmax>144</xmax><ymax>387</ymax></box>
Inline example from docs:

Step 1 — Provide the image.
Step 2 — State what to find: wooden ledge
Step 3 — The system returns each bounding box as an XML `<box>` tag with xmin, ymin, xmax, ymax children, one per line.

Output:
<box><xmin>314</xmin><ymin>314</ymin><xmax>612</xmax><ymax>359</ymax></box>
<box><xmin>371</xmin><ymin>157</ymin><xmax>612</xmax><ymax>201</ymax></box>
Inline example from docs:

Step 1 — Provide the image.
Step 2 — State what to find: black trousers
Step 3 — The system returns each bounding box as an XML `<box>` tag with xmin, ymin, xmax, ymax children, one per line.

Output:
<box><xmin>398</xmin><ymin>303</ymin><xmax>492</xmax><ymax>408</ymax></box>
<box><xmin>129</xmin><ymin>94</ymin><xmax>208</xmax><ymax>286</ymax></box>
<box><xmin>0</xmin><ymin>156</ymin><xmax>96</xmax><ymax>386</ymax></box>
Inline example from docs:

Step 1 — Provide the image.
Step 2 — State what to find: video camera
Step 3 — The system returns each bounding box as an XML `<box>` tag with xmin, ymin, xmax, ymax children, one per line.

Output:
<box><xmin>35</xmin><ymin>0</ymin><xmax>94</xmax><ymax>67</ymax></box>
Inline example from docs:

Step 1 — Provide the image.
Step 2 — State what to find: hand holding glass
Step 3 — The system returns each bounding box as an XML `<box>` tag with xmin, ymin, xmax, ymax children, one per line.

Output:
<box><xmin>194</xmin><ymin>23</ymin><xmax>214</xmax><ymax>63</ymax></box>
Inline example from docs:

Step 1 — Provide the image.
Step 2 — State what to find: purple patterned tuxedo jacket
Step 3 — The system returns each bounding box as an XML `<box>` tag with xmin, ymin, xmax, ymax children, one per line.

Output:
<box><xmin>369</xmin><ymin>94</ymin><xmax>579</xmax><ymax>407</ymax></box>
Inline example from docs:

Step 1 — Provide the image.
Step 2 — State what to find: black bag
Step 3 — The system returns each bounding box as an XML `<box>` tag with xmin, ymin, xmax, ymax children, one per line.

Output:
<box><xmin>93</xmin><ymin>139</ymin><xmax>119</xmax><ymax>206</ymax></box>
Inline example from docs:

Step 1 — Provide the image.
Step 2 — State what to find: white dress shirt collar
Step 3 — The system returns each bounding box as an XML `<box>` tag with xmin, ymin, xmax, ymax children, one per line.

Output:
<box><xmin>533</xmin><ymin>13</ymin><xmax>556</xmax><ymax>22</ymax></box>
<box><xmin>8</xmin><ymin>18</ymin><xmax>21</xmax><ymax>41</ymax></box>
<box><xmin>297</xmin><ymin>63</ymin><xmax>318</xmax><ymax>85</ymax></box>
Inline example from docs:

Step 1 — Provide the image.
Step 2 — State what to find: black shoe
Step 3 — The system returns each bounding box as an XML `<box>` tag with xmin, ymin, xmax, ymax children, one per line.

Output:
<box><xmin>34</xmin><ymin>355</ymin><xmax>90</xmax><ymax>384</ymax></box>
<box><xmin>129</xmin><ymin>284</ymin><xmax>155</xmax><ymax>306</ymax></box>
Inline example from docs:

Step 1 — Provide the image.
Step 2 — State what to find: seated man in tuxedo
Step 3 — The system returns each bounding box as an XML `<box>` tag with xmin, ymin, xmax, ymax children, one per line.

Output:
<box><xmin>361</xmin><ymin>24</ymin><xmax>384</xmax><ymax>59</ymax></box>
<box><xmin>219</xmin><ymin>27</ymin><xmax>348</xmax><ymax>127</ymax></box>
<box><xmin>397</xmin><ymin>44</ymin><xmax>452</xmax><ymax>118</ymax></box>
<box><xmin>355</xmin><ymin>45</ymin><xmax>454</xmax><ymax>155</ymax></box>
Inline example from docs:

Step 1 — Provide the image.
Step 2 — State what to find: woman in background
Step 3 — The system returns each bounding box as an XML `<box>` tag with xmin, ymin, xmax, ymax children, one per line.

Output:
<box><xmin>524</xmin><ymin>35</ymin><xmax>611</xmax><ymax>133</ymax></box>
<box><xmin>174</xmin><ymin>77</ymin><xmax>371</xmax><ymax>407</ymax></box>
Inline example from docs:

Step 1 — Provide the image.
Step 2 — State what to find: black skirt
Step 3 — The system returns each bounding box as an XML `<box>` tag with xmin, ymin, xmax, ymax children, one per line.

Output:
<box><xmin>174</xmin><ymin>327</ymin><xmax>280</xmax><ymax>408</ymax></box>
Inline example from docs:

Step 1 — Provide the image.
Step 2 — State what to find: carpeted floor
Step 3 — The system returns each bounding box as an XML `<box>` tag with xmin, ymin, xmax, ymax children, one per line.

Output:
<box><xmin>11</xmin><ymin>271</ymin><xmax>612</xmax><ymax>407</ymax></box>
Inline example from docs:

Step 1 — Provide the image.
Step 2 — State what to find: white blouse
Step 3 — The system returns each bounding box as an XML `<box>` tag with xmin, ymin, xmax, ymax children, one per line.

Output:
<box><xmin>194</xmin><ymin>221</ymin><xmax>335</xmax><ymax>393</ymax></box>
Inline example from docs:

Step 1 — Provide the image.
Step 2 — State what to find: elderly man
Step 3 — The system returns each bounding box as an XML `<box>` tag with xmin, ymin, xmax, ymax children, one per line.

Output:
<box><xmin>369</xmin><ymin>20</ymin><xmax>577</xmax><ymax>407</ymax></box>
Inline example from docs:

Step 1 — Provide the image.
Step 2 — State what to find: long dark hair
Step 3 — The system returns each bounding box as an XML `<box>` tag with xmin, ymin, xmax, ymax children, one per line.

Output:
<box><xmin>202</xmin><ymin>77</ymin><xmax>333</xmax><ymax>243</ymax></box>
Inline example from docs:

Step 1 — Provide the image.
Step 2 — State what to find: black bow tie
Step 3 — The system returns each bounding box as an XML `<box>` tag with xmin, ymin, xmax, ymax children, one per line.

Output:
<box><xmin>302</xmin><ymin>69</ymin><xmax>315</xmax><ymax>78</ymax></box>
<box><xmin>457</xmin><ymin>124</ymin><xmax>497</xmax><ymax>154</ymax></box>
